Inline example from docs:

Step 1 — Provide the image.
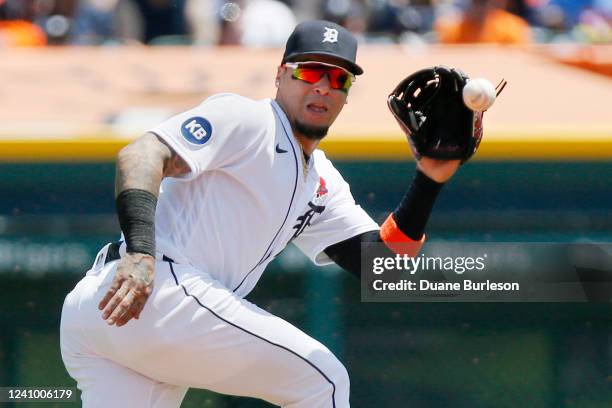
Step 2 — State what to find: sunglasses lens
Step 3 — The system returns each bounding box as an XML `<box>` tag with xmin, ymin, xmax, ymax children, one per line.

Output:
<box><xmin>291</xmin><ymin>64</ymin><xmax>353</xmax><ymax>90</ymax></box>
<box><xmin>331</xmin><ymin>70</ymin><xmax>351</xmax><ymax>90</ymax></box>
<box><xmin>293</xmin><ymin>67</ymin><xmax>324</xmax><ymax>84</ymax></box>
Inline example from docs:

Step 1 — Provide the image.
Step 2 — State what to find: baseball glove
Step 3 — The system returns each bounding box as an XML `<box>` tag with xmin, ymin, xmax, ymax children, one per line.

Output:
<box><xmin>388</xmin><ymin>66</ymin><xmax>484</xmax><ymax>162</ymax></box>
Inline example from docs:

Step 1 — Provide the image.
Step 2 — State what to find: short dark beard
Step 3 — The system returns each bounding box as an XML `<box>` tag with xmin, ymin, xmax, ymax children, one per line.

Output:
<box><xmin>294</xmin><ymin>119</ymin><xmax>329</xmax><ymax>141</ymax></box>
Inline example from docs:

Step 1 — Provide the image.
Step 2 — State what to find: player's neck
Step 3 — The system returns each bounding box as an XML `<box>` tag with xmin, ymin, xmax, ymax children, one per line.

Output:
<box><xmin>293</xmin><ymin>134</ymin><xmax>319</xmax><ymax>158</ymax></box>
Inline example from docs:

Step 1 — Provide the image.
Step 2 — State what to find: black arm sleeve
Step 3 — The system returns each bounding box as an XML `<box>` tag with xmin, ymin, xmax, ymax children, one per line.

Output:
<box><xmin>324</xmin><ymin>169</ymin><xmax>443</xmax><ymax>278</ymax></box>
<box><xmin>324</xmin><ymin>230</ymin><xmax>387</xmax><ymax>279</ymax></box>
<box><xmin>116</xmin><ymin>189</ymin><xmax>157</xmax><ymax>256</ymax></box>
<box><xmin>392</xmin><ymin>169</ymin><xmax>444</xmax><ymax>240</ymax></box>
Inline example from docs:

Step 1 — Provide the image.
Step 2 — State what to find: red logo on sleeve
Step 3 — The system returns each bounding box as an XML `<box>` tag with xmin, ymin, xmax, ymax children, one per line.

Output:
<box><xmin>316</xmin><ymin>177</ymin><xmax>328</xmax><ymax>198</ymax></box>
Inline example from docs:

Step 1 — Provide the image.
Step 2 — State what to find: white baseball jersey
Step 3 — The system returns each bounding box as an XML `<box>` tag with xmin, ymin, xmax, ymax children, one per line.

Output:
<box><xmin>149</xmin><ymin>93</ymin><xmax>379</xmax><ymax>297</ymax></box>
<box><xmin>62</xmin><ymin>92</ymin><xmax>373</xmax><ymax>407</ymax></box>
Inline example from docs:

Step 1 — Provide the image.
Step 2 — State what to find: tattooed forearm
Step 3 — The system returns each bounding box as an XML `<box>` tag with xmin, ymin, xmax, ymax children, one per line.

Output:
<box><xmin>115</xmin><ymin>133</ymin><xmax>167</xmax><ymax>196</ymax></box>
<box><xmin>115</xmin><ymin>133</ymin><xmax>189</xmax><ymax>197</ymax></box>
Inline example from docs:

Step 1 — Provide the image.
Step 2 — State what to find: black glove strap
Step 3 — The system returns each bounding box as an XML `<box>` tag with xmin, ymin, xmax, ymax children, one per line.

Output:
<box><xmin>393</xmin><ymin>170</ymin><xmax>444</xmax><ymax>241</ymax></box>
<box><xmin>116</xmin><ymin>189</ymin><xmax>157</xmax><ymax>257</ymax></box>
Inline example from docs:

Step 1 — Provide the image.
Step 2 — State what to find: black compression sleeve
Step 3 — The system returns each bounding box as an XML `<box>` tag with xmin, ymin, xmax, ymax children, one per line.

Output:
<box><xmin>324</xmin><ymin>170</ymin><xmax>444</xmax><ymax>278</ymax></box>
<box><xmin>116</xmin><ymin>189</ymin><xmax>157</xmax><ymax>256</ymax></box>
<box><xmin>393</xmin><ymin>169</ymin><xmax>443</xmax><ymax>240</ymax></box>
<box><xmin>324</xmin><ymin>230</ymin><xmax>386</xmax><ymax>279</ymax></box>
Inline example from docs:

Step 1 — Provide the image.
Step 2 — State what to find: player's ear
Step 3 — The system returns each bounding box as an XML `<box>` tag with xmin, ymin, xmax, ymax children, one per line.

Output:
<box><xmin>275</xmin><ymin>66</ymin><xmax>283</xmax><ymax>88</ymax></box>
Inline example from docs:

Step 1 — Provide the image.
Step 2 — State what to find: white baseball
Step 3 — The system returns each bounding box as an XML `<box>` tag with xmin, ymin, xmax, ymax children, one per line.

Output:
<box><xmin>462</xmin><ymin>78</ymin><xmax>496</xmax><ymax>112</ymax></box>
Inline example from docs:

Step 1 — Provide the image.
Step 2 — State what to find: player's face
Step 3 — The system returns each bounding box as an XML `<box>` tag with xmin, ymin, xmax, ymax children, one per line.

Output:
<box><xmin>275</xmin><ymin>58</ymin><xmax>351</xmax><ymax>140</ymax></box>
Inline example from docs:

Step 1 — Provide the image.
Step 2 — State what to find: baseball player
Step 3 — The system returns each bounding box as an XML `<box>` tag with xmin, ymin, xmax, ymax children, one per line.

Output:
<box><xmin>60</xmin><ymin>20</ymin><xmax>481</xmax><ymax>407</ymax></box>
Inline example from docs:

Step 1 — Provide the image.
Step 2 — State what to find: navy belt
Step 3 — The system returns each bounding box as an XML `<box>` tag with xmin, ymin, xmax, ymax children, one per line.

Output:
<box><xmin>103</xmin><ymin>241</ymin><xmax>122</xmax><ymax>264</ymax></box>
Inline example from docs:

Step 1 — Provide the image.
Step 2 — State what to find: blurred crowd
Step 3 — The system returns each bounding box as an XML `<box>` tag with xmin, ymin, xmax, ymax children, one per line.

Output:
<box><xmin>0</xmin><ymin>0</ymin><xmax>610</xmax><ymax>47</ymax></box>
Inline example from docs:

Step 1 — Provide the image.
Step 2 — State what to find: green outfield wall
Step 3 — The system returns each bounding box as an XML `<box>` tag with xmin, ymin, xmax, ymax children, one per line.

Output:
<box><xmin>1</xmin><ymin>159</ymin><xmax>611</xmax><ymax>408</ymax></box>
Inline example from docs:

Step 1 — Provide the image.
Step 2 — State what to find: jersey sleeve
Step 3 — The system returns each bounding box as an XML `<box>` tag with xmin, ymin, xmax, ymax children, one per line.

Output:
<box><xmin>293</xmin><ymin>154</ymin><xmax>380</xmax><ymax>266</ymax></box>
<box><xmin>148</xmin><ymin>93</ymin><xmax>266</xmax><ymax>180</ymax></box>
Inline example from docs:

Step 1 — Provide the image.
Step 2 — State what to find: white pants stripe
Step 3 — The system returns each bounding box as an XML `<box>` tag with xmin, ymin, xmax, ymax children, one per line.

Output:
<box><xmin>166</xmin><ymin>260</ymin><xmax>339</xmax><ymax>407</ymax></box>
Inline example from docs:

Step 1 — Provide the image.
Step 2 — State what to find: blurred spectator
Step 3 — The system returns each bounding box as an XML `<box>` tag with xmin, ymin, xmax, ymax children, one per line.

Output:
<box><xmin>69</xmin><ymin>0</ymin><xmax>148</xmax><ymax>45</ymax></box>
<box><xmin>0</xmin><ymin>0</ymin><xmax>80</xmax><ymax>45</ymax></box>
<box><xmin>546</xmin><ymin>0</ymin><xmax>592</xmax><ymax>27</ymax></box>
<box><xmin>366</xmin><ymin>0</ymin><xmax>435</xmax><ymax>42</ymax></box>
<box><xmin>70</xmin><ymin>0</ymin><xmax>118</xmax><ymax>44</ymax></box>
<box><xmin>574</xmin><ymin>7</ymin><xmax>612</xmax><ymax>43</ymax></box>
<box><xmin>317</xmin><ymin>0</ymin><xmax>438</xmax><ymax>44</ymax></box>
<box><xmin>0</xmin><ymin>0</ymin><xmax>47</xmax><ymax>46</ymax></box>
<box><xmin>240</xmin><ymin>0</ymin><xmax>297</xmax><ymax>47</ymax></box>
<box><xmin>184</xmin><ymin>0</ymin><xmax>220</xmax><ymax>45</ymax></box>
<box><xmin>530</xmin><ymin>0</ymin><xmax>612</xmax><ymax>43</ymax></box>
<box><xmin>290</xmin><ymin>0</ymin><xmax>324</xmax><ymax>21</ymax></box>
<box><xmin>2</xmin><ymin>0</ymin><xmax>608</xmax><ymax>46</ymax></box>
<box><xmin>435</xmin><ymin>0</ymin><xmax>532</xmax><ymax>44</ymax></box>
<box><xmin>534</xmin><ymin>2</ymin><xmax>569</xmax><ymax>36</ymax></box>
<box><xmin>593</xmin><ymin>0</ymin><xmax>612</xmax><ymax>18</ymax></box>
<box><xmin>321</xmin><ymin>0</ymin><xmax>368</xmax><ymax>34</ymax></box>
<box><xmin>126</xmin><ymin>0</ymin><xmax>188</xmax><ymax>44</ymax></box>
<box><xmin>213</xmin><ymin>0</ymin><xmax>296</xmax><ymax>47</ymax></box>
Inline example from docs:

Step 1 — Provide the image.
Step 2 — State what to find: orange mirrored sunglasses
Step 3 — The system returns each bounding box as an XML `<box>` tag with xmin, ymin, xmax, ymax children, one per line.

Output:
<box><xmin>284</xmin><ymin>62</ymin><xmax>355</xmax><ymax>91</ymax></box>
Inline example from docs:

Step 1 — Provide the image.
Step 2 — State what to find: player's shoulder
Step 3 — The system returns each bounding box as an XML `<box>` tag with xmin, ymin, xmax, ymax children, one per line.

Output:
<box><xmin>313</xmin><ymin>149</ymin><xmax>334</xmax><ymax>168</ymax></box>
<box><xmin>200</xmin><ymin>93</ymin><xmax>269</xmax><ymax>113</ymax></box>
<box><xmin>201</xmin><ymin>92</ymin><xmax>257</xmax><ymax>106</ymax></box>
<box><xmin>313</xmin><ymin>149</ymin><xmax>344</xmax><ymax>181</ymax></box>
<box><xmin>197</xmin><ymin>93</ymin><xmax>272</xmax><ymax>129</ymax></box>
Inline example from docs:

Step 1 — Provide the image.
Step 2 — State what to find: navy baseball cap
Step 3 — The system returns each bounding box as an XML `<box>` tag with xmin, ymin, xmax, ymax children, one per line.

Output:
<box><xmin>282</xmin><ymin>20</ymin><xmax>363</xmax><ymax>75</ymax></box>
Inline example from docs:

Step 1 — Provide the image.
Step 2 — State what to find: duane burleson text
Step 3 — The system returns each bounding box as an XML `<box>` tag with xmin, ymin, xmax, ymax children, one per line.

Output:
<box><xmin>372</xmin><ymin>279</ymin><xmax>520</xmax><ymax>292</ymax></box>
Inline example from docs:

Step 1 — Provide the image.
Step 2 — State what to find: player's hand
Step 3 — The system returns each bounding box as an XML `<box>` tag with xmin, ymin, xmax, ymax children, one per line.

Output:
<box><xmin>98</xmin><ymin>252</ymin><xmax>155</xmax><ymax>327</ymax></box>
<box><xmin>417</xmin><ymin>157</ymin><xmax>461</xmax><ymax>183</ymax></box>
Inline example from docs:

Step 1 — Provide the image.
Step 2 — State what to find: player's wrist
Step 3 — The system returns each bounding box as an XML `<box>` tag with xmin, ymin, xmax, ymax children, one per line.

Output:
<box><xmin>121</xmin><ymin>252</ymin><xmax>156</xmax><ymax>282</ymax></box>
<box><xmin>412</xmin><ymin>167</ymin><xmax>446</xmax><ymax>190</ymax></box>
<box><xmin>116</xmin><ymin>189</ymin><xmax>157</xmax><ymax>257</ymax></box>
<box><xmin>124</xmin><ymin>251</ymin><xmax>156</xmax><ymax>261</ymax></box>
<box><xmin>416</xmin><ymin>157</ymin><xmax>461</xmax><ymax>183</ymax></box>
<box><xmin>392</xmin><ymin>168</ymin><xmax>444</xmax><ymax>240</ymax></box>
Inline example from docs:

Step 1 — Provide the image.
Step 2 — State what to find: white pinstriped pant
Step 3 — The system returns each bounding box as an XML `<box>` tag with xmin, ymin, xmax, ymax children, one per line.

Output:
<box><xmin>60</xmin><ymin>252</ymin><xmax>349</xmax><ymax>408</ymax></box>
